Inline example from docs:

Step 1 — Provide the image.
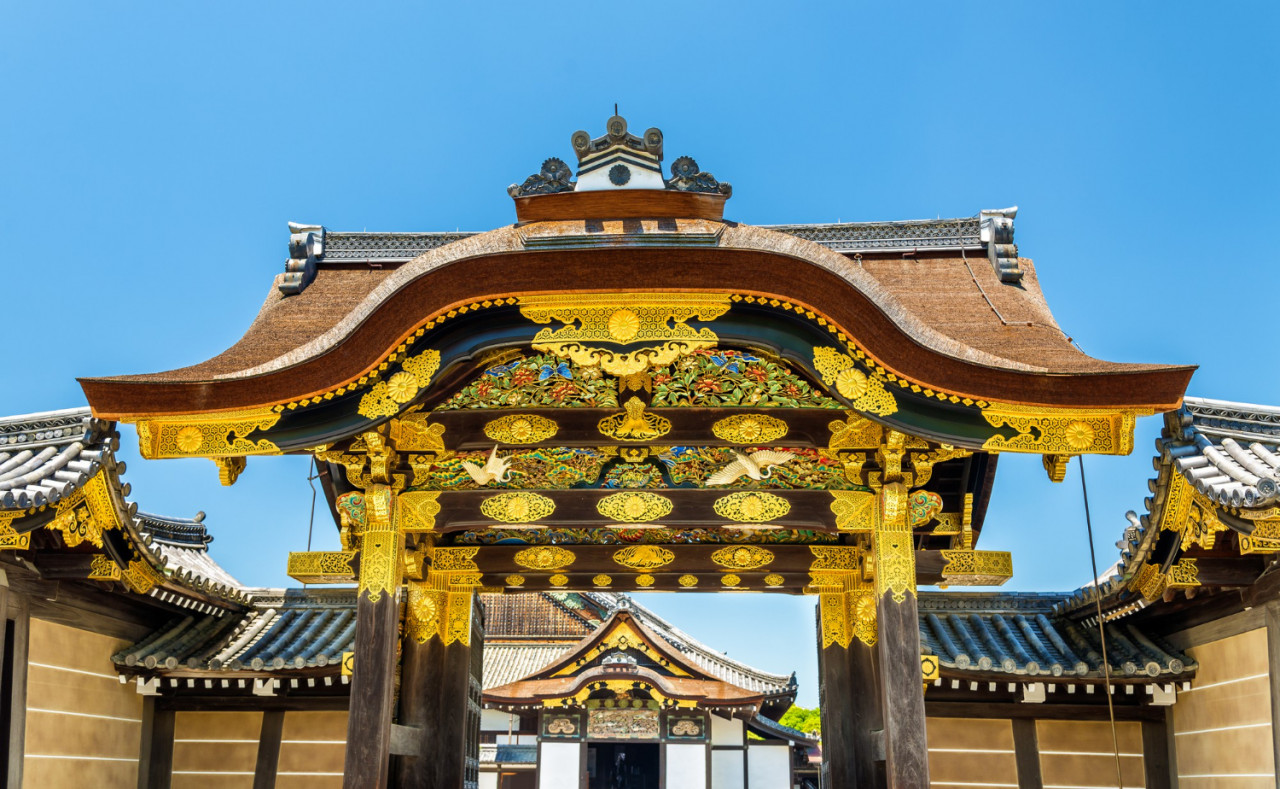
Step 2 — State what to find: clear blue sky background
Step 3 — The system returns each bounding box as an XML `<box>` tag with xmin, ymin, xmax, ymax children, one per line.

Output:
<box><xmin>2</xmin><ymin>2</ymin><xmax>1276</xmax><ymax>708</ymax></box>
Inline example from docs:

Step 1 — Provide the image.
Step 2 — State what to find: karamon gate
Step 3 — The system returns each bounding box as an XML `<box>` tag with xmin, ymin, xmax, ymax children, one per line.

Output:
<box><xmin>80</xmin><ymin>117</ymin><xmax>1192</xmax><ymax>788</ymax></box>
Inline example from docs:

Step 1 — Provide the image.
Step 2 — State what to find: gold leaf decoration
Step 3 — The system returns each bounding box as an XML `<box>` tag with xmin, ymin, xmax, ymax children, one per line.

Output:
<box><xmin>938</xmin><ymin>550</ymin><xmax>1013</xmax><ymax>587</ymax></box>
<box><xmin>812</xmin><ymin>348</ymin><xmax>897</xmax><ymax>416</ymax></box>
<box><xmin>593</xmin><ymin>574</ymin><xmax>613</xmax><ymax>587</ymax></box>
<box><xmin>678</xmin><ymin>574</ymin><xmax>698</xmax><ymax>587</ymax></box>
<box><xmin>635</xmin><ymin>574</ymin><xmax>656</xmax><ymax>587</ymax></box>
<box><xmin>763</xmin><ymin>573</ymin><xmax>785</xmax><ymax>587</ymax></box>
<box><xmin>598</xmin><ymin>397</ymin><xmax>671</xmax><ymax>441</ymax></box>
<box><xmin>505</xmin><ymin>574</ymin><xmax>526</xmax><ymax>587</ymax></box>
<box><xmin>358</xmin><ymin>349</ymin><xmax>441</xmax><ymax>419</ymax></box>
<box><xmin>484</xmin><ymin>414</ymin><xmax>559</xmax><ymax>444</ymax></box>
<box><xmin>287</xmin><ymin>551</ymin><xmax>357</xmax><ymax>584</ymax></box>
<box><xmin>711</xmin><ymin>545</ymin><xmax>775</xmax><ymax>570</ymax></box>
<box><xmin>480</xmin><ymin>492</ymin><xmax>556</xmax><ymax>523</ymax></box>
<box><xmin>830</xmin><ymin>491</ymin><xmax>877</xmax><ymax>531</ymax></box>
<box><xmin>88</xmin><ymin>554</ymin><xmax>122</xmax><ymax>581</ymax></box>
<box><xmin>721</xmin><ymin>574</ymin><xmax>742</xmax><ymax>587</ymax></box>
<box><xmin>550</xmin><ymin>573</ymin><xmax>569</xmax><ymax>587</ymax></box>
<box><xmin>136</xmin><ymin>407</ymin><xmax>281</xmax><ymax>459</ymax></box>
<box><xmin>613</xmin><ymin>545</ymin><xmax>675</xmax><ymax>570</ymax></box>
<box><xmin>398</xmin><ymin>491</ymin><xmax>442</xmax><ymax>532</ymax></box>
<box><xmin>519</xmin><ymin>293</ymin><xmax>731</xmax><ymax>376</ymax></box>
<box><xmin>713</xmin><ymin>491</ymin><xmax>790</xmax><ymax>523</ymax></box>
<box><xmin>514</xmin><ymin>546</ymin><xmax>575</xmax><ymax>570</ymax></box>
<box><xmin>597</xmin><ymin>492</ymin><xmax>673</xmax><ymax>523</ymax></box>
<box><xmin>980</xmin><ymin>403</ymin><xmax>1144</xmax><ymax>456</ymax></box>
<box><xmin>712</xmin><ymin>414</ymin><xmax>789</xmax><ymax>444</ymax></box>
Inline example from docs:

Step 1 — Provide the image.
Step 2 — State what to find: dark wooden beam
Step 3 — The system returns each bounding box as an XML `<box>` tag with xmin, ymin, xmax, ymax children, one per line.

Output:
<box><xmin>156</xmin><ymin>695</ymin><xmax>349</xmax><ymax>712</ymax></box>
<box><xmin>137</xmin><ymin>697</ymin><xmax>175</xmax><ymax>789</ymax></box>
<box><xmin>1011</xmin><ymin>718</ymin><xmax>1043</xmax><ymax>789</ymax></box>
<box><xmin>252</xmin><ymin>709</ymin><xmax>285</xmax><ymax>789</ymax></box>
<box><xmin>1191</xmin><ymin>556</ymin><xmax>1266</xmax><ymax>586</ymax></box>
<box><xmin>342</xmin><ymin>589</ymin><xmax>399</xmax><ymax>789</ymax></box>
<box><xmin>877</xmin><ymin>591</ymin><xmax>929</xmax><ymax>788</ymax></box>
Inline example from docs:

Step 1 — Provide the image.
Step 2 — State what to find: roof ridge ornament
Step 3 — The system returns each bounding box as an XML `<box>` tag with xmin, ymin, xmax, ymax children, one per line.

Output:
<box><xmin>508</xmin><ymin>115</ymin><xmax>730</xmax><ymax>198</ymax></box>
<box><xmin>979</xmin><ymin>206</ymin><xmax>1021</xmax><ymax>283</ymax></box>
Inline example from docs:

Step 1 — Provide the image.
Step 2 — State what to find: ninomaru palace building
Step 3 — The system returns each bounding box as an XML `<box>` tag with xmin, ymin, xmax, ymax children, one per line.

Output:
<box><xmin>0</xmin><ymin>116</ymin><xmax>1277</xmax><ymax>788</ymax></box>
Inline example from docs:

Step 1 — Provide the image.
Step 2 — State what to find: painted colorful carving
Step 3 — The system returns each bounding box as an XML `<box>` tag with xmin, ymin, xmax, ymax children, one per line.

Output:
<box><xmin>649</xmin><ymin>349</ymin><xmax>838</xmax><ymax>409</ymax></box>
<box><xmin>439</xmin><ymin>353</ymin><xmax>621</xmax><ymax>410</ymax></box>
<box><xmin>450</xmin><ymin>526</ymin><xmax>838</xmax><ymax>546</ymax></box>
<box><xmin>661</xmin><ymin>446</ymin><xmax>861</xmax><ymax>490</ymax></box>
<box><xmin>411</xmin><ymin>447</ymin><xmax>607</xmax><ymax>490</ymax></box>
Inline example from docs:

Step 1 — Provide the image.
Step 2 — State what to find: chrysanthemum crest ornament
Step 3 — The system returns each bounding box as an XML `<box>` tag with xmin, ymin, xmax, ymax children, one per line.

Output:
<box><xmin>508</xmin><ymin>115</ymin><xmax>730</xmax><ymax>196</ymax></box>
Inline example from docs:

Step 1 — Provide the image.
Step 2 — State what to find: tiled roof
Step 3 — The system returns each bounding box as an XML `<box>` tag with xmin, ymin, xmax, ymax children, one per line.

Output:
<box><xmin>748</xmin><ymin>714</ymin><xmax>819</xmax><ymax>746</ymax></box>
<box><xmin>137</xmin><ymin>511</ymin><xmax>244</xmax><ymax>601</ymax></box>
<box><xmin>0</xmin><ymin>407</ymin><xmax>113</xmax><ymax>510</ymax></box>
<box><xmin>483</xmin><ymin>592</ymin><xmax>603</xmax><ymax>638</ymax></box>
<box><xmin>479</xmin><ymin>744</ymin><xmax>537</xmax><ymax>765</ymax></box>
<box><xmin>484</xmin><ymin>644</ymin><xmax>575</xmax><ymax>689</ymax></box>
<box><xmin>919</xmin><ymin>593</ymin><xmax>1193</xmax><ymax>680</ymax></box>
<box><xmin>1166</xmin><ymin>397</ymin><xmax>1280</xmax><ymax>508</ymax></box>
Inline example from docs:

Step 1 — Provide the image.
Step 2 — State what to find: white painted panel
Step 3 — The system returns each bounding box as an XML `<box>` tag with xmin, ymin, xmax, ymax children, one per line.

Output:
<box><xmin>666</xmin><ymin>743</ymin><xmax>708</xmax><ymax>789</ymax></box>
<box><xmin>479</xmin><ymin>771</ymin><xmax>499</xmax><ymax>789</ymax></box>
<box><xmin>709</xmin><ymin>713</ymin><xmax>744</xmax><ymax>746</ymax></box>
<box><xmin>481</xmin><ymin>709</ymin><xmax>516</xmax><ymax>731</ymax></box>
<box><xmin>711</xmin><ymin>749</ymin><xmax>745</xmax><ymax>789</ymax></box>
<box><xmin>539</xmin><ymin>741</ymin><xmax>582</xmax><ymax>789</ymax></box>
<box><xmin>747</xmin><ymin>744</ymin><xmax>790</xmax><ymax>789</ymax></box>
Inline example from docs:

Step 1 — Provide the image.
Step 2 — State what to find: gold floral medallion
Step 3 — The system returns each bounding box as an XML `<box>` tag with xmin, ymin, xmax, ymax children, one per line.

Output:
<box><xmin>613</xmin><ymin>545</ymin><xmax>675</xmax><ymax>570</ymax></box>
<box><xmin>711</xmin><ymin>545</ymin><xmax>775</xmax><ymax>570</ymax></box>
<box><xmin>514</xmin><ymin>546</ymin><xmax>575</xmax><ymax>570</ymax></box>
<box><xmin>635</xmin><ymin>574</ymin><xmax>656</xmax><ymax>587</ymax></box>
<box><xmin>597</xmin><ymin>492</ymin><xmax>673</xmax><ymax>523</ymax></box>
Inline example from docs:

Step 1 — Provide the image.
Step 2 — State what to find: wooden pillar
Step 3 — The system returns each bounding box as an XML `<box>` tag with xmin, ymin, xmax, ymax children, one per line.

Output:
<box><xmin>874</xmin><ymin>482</ymin><xmax>929</xmax><ymax>789</ymax></box>
<box><xmin>817</xmin><ymin>628</ymin><xmax>855</xmax><ymax>788</ymax></box>
<box><xmin>1141</xmin><ymin>713</ymin><xmax>1173</xmax><ymax>789</ymax></box>
<box><xmin>343</xmin><ymin>483</ymin><xmax>403</xmax><ymax>789</ymax></box>
<box><xmin>5</xmin><ymin>596</ymin><xmax>27</xmax><ymax>789</ymax></box>
<box><xmin>393</xmin><ymin>590</ymin><xmax>482</xmax><ymax>789</ymax></box>
<box><xmin>1011</xmin><ymin>718</ymin><xmax>1043</xmax><ymax>789</ymax></box>
<box><xmin>137</xmin><ymin>699</ymin><xmax>175</xmax><ymax>789</ymax></box>
<box><xmin>253</xmin><ymin>710</ymin><xmax>285</xmax><ymax>789</ymax></box>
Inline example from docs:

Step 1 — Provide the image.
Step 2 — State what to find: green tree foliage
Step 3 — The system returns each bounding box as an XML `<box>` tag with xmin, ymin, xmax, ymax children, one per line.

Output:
<box><xmin>779</xmin><ymin>705</ymin><xmax>821</xmax><ymax>735</ymax></box>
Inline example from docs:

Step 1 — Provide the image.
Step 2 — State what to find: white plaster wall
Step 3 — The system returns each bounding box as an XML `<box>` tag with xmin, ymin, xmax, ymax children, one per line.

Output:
<box><xmin>665</xmin><ymin>743</ymin><xmax>708</xmax><ymax>789</ymax></box>
<box><xmin>709</xmin><ymin>714</ymin><xmax>744</xmax><ymax>746</ymax></box>
<box><xmin>538</xmin><ymin>741</ymin><xmax>582</xmax><ymax>789</ymax></box>
<box><xmin>711</xmin><ymin>749</ymin><xmax>745</xmax><ymax>789</ymax></box>
<box><xmin>747</xmin><ymin>744</ymin><xmax>790</xmax><ymax>789</ymax></box>
<box><xmin>478</xmin><ymin>771</ymin><xmax>499</xmax><ymax>789</ymax></box>
<box><xmin>481</xmin><ymin>709</ymin><xmax>517</xmax><ymax>732</ymax></box>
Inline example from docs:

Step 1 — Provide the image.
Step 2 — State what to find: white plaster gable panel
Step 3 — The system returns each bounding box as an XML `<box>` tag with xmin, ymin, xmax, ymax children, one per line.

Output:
<box><xmin>666</xmin><ymin>743</ymin><xmax>708</xmax><ymax>789</ymax></box>
<box><xmin>710</xmin><ymin>713</ymin><xmax>744</xmax><ymax>747</ymax></box>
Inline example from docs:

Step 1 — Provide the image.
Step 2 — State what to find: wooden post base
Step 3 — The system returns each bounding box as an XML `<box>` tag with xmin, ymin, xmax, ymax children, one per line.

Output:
<box><xmin>342</xmin><ymin>590</ymin><xmax>400</xmax><ymax>789</ymax></box>
<box><xmin>876</xmin><ymin>591</ymin><xmax>929</xmax><ymax>789</ymax></box>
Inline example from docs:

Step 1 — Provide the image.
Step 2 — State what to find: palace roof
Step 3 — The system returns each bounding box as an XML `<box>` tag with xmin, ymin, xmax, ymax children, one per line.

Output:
<box><xmin>0</xmin><ymin>407</ymin><xmax>112</xmax><ymax>510</ymax></box>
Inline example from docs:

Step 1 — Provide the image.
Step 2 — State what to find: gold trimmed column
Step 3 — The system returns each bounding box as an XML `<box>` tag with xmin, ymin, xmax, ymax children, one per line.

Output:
<box><xmin>343</xmin><ymin>434</ymin><xmax>405</xmax><ymax>789</ymax></box>
<box><xmin>873</xmin><ymin>479</ymin><xmax>930</xmax><ymax>788</ymax></box>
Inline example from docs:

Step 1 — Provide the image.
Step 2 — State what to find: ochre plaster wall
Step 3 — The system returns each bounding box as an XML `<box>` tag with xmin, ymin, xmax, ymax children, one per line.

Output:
<box><xmin>172</xmin><ymin>710</ymin><xmax>262</xmax><ymax>789</ymax></box>
<box><xmin>276</xmin><ymin>710</ymin><xmax>347</xmax><ymax>789</ymax></box>
<box><xmin>22</xmin><ymin>619</ymin><xmax>143</xmax><ymax>789</ymax></box>
<box><xmin>926</xmin><ymin>717</ymin><xmax>1018</xmax><ymax>788</ymax></box>
<box><xmin>1174</xmin><ymin>628</ymin><xmax>1275</xmax><ymax>787</ymax></box>
<box><xmin>1036</xmin><ymin>719</ymin><xmax>1145</xmax><ymax>788</ymax></box>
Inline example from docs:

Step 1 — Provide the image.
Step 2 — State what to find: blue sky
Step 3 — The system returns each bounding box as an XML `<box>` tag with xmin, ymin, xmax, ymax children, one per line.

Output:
<box><xmin>2</xmin><ymin>2</ymin><xmax>1276</xmax><ymax>707</ymax></box>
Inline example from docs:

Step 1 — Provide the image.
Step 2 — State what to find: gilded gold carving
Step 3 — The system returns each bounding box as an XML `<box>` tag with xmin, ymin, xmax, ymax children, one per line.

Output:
<box><xmin>938</xmin><ymin>550</ymin><xmax>1013</xmax><ymax>586</ymax></box>
<box><xmin>721</xmin><ymin>574</ymin><xmax>742</xmax><ymax>587</ymax></box>
<box><xmin>514</xmin><ymin>546</ymin><xmax>575</xmax><ymax>570</ymax></box>
<box><xmin>358</xmin><ymin>350</ymin><xmax>441</xmax><ymax>419</ymax></box>
<box><xmin>813</xmin><ymin>348</ymin><xmax>897</xmax><ymax>416</ymax></box>
<box><xmin>407</xmin><ymin>581</ymin><xmax>444</xmax><ymax>643</ymax></box>
<box><xmin>214</xmin><ymin>456</ymin><xmax>246</xmax><ymax>486</ymax></box>
<box><xmin>135</xmin><ymin>407</ymin><xmax>281</xmax><ymax>459</ymax></box>
<box><xmin>712</xmin><ymin>491</ymin><xmax>790</xmax><ymax>523</ymax></box>
<box><xmin>613</xmin><ymin>545</ymin><xmax>675</xmax><ymax>571</ymax></box>
<box><xmin>444</xmin><ymin>590</ymin><xmax>474</xmax><ymax>644</ymax></box>
<box><xmin>764</xmin><ymin>573</ymin><xmax>785</xmax><ymax>587</ymax></box>
<box><xmin>341</xmin><ymin>652</ymin><xmax>354</xmax><ymax>676</ymax></box>
<box><xmin>828</xmin><ymin>413</ymin><xmax>884</xmax><ymax>451</ymax></box>
<box><xmin>46</xmin><ymin>474</ymin><xmax>119</xmax><ymax>549</ymax></box>
<box><xmin>873</xmin><ymin>482</ymin><xmax>915</xmax><ymax>602</ymax></box>
<box><xmin>1167</xmin><ymin>558</ymin><xmax>1199</xmax><ymax>589</ymax></box>
<box><xmin>48</xmin><ymin>505</ymin><xmax>101</xmax><ymax>549</ymax></box>
<box><xmin>597</xmin><ymin>397</ymin><xmax>672</xmax><ymax>441</ymax></box>
<box><xmin>810</xmin><ymin>545</ymin><xmax>861</xmax><ymax>572</ymax></box>
<box><xmin>88</xmin><ymin>554</ymin><xmax>122</xmax><ymax>581</ymax></box>
<box><xmin>678</xmin><ymin>574</ymin><xmax>698</xmax><ymax>587</ymax></box>
<box><xmin>480</xmin><ymin>492</ymin><xmax>556</xmax><ymax>523</ymax></box>
<box><xmin>520</xmin><ymin>293</ymin><xmax>731</xmax><ymax>376</ymax></box>
<box><xmin>484</xmin><ymin>414</ymin><xmax>559</xmax><ymax>444</ymax></box>
<box><xmin>1042</xmin><ymin>454</ymin><xmax>1070</xmax><ymax>483</ymax></box>
<box><xmin>1159</xmin><ymin>474</ymin><xmax>1228</xmax><ymax>550</ymax></box>
<box><xmin>506</xmin><ymin>574</ymin><xmax>526</xmax><ymax>586</ymax></box>
<box><xmin>0</xmin><ymin>516</ymin><xmax>28</xmax><ymax>551</ymax></box>
<box><xmin>981</xmin><ymin>403</ymin><xmax>1146</xmax><ymax>456</ymax></box>
<box><xmin>597</xmin><ymin>492</ymin><xmax>673</xmax><ymax>523</ymax></box>
<box><xmin>397</xmin><ymin>491</ymin><xmax>442</xmax><ymax>532</ymax></box>
<box><xmin>389</xmin><ymin>415</ymin><xmax>447</xmax><ymax>453</ymax></box>
<box><xmin>359</xmin><ymin>485</ymin><xmax>401</xmax><ymax>603</ymax></box>
<box><xmin>593</xmin><ymin>574</ymin><xmax>612</xmax><ymax>587</ymax></box>
<box><xmin>431</xmin><ymin>547</ymin><xmax>480</xmax><ymax>572</ymax></box>
<box><xmin>635</xmin><ymin>574</ymin><xmax>656</xmax><ymax>587</ymax></box>
<box><xmin>710</xmin><ymin>545</ymin><xmax>775</xmax><ymax>570</ymax></box>
<box><xmin>830</xmin><ymin>491</ymin><xmax>877</xmax><ymax>531</ymax></box>
<box><xmin>711</xmin><ymin>414</ymin><xmax>789</xmax><ymax>444</ymax></box>
<box><xmin>120</xmin><ymin>559</ymin><xmax>162</xmax><ymax>594</ymax></box>
<box><xmin>287</xmin><ymin>551</ymin><xmax>357</xmax><ymax>584</ymax></box>
<box><xmin>921</xmin><ymin>655</ymin><xmax>940</xmax><ymax>683</ymax></box>
<box><xmin>549</xmin><ymin>573</ymin><xmax>569</xmax><ymax>587</ymax></box>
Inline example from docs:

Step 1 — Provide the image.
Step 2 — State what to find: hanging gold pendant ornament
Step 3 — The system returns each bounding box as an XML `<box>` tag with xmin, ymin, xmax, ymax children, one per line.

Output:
<box><xmin>598</xmin><ymin>397</ymin><xmax>672</xmax><ymax>441</ymax></box>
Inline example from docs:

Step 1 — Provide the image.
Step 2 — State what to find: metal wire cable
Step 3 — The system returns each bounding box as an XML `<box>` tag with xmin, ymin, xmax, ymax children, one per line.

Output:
<box><xmin>1080</xmin><ymin>455</ymin><xmax>1125</xmax><ymax>788</ymax></box>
